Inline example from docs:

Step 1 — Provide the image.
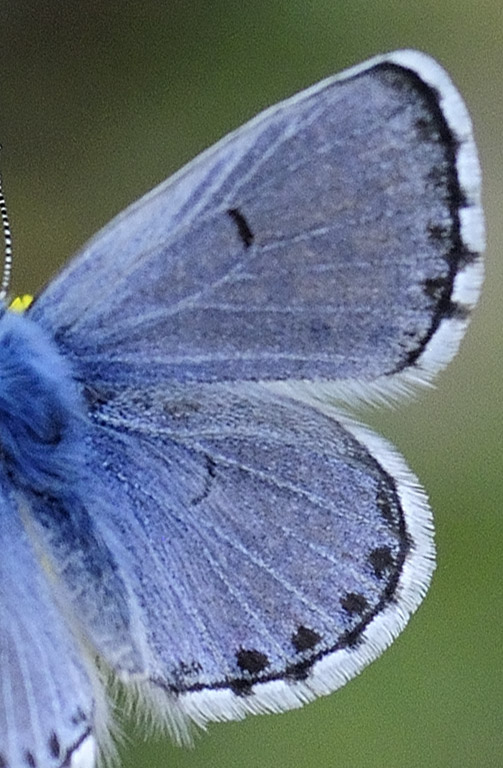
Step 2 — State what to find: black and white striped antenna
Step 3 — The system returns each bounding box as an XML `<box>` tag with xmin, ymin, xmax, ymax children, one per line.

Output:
<box><xmin>0</xmin><ymin>151</ymin><xmax>13</xmax><ymax>303</ymax></box>
<box><xmin>0</xmin><ymin>148</ymin><xmax>13</xmax><ymax>303</ymax></box>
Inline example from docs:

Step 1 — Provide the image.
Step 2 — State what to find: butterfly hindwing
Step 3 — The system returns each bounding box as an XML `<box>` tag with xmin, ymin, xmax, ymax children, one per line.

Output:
<box><xmin>66</xmin><ymin>382</ymin><xmax>434</xmax><ymax>725</ymax></box>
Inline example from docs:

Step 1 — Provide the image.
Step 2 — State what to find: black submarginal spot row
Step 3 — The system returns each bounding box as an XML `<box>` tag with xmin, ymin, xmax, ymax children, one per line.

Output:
<box><xmin>236</xmin><ymin>647</ymin><xmax>270</xmax><ymax>674</ymax></box>
<box><xmin>291</xmin><ymin>625</ymin><xmax>322</xmax><ymax>653</ymax></box>
<box><xmin>340</xmin><ymin>592</ymin><xmax>369</xmax><ymax>615</ymax></box>
<box><xmin>423</xmin><ymin>276</ymin><xmax>449</xmax><ymax>301</ymax></box>
<box><xmin>369</xmin><ymin>546</ymin><xmax>396</xmax><ymax>579</ymax></box>
<box><xmin>375</xmin><ymin>482</ymin><xmax>399</xmax><ymax>529</ymax></box>
<box><xmin>427</xmin><ymin>223</ymin><xmax>451</xmax><ymax>243</ymax></box>
<box><xmin>449</xmin><ymin>180</ymin><xmax>468</xmax><ymax>209</ymax></box>
<box><xmin>285</xmin><ymin>659</ymin><xmax>311</xmax><ymax>682</ymax></box>
<box><xmin>443</xmin><ymin>301</ymin><xmax>470</xmax><ymax>321</ymax></box>
<box><xmin>426</xmin><ymin>164</ymin><xmax>446</xmax><ymax>189</ymax></box>
<box><xmin>414</xmin><ymin>115</ymin><xmax>439</xmax><ymax>143</ymax></box>
<box><xmin>339</xmin><ymin>626</ymin><xmax>365</xmax><ymax>649</ymax></box>
<box><xmin>227</xmin><ymin>207</ymin><xmax>254</xmax><ymax>247</ymax></box>
<box><xmin>229</xmin><ymin>677</ymin><xmax>254</xmax><ymax>697</ymax></box>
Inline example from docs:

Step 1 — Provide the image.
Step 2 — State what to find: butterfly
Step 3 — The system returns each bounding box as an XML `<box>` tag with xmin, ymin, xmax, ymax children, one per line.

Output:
<box><xmin>0</xmin><ymin>50</ymin><xmax>484</xmax><ymax>768</ymax></box>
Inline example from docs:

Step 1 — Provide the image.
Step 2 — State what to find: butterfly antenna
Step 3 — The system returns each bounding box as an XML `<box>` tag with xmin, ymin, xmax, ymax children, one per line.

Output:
<box><xmin>0</xmin><ymin>154</ymin><xmax>13</xmax><ymax>303</ymax></box>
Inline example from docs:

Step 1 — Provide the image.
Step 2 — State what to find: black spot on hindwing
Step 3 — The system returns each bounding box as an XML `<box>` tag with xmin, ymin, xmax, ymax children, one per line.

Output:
<box><xmin>236</xmin><ymin>647</ymin><xmax>270</xmax><ymax>675</ymax></box>
<box><xmin>369</xmin><ymin>546</ymin><xmax>396</xmax><ymax>579</ymax></box>
<box><xmin>291</xmin><ymin>625</ymin><xmax>322</xmax><ymax>653</ymax></box>
<box><xmin>340</xmin><ymin>592</ymin><xmax>369</xmax><ymax>615</ymax></box>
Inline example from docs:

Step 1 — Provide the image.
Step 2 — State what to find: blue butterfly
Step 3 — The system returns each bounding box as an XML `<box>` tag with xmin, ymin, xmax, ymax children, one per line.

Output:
<box><xmin>0</xmin><ymin>50</ymin><xmax>484</xmax><ymax>768</ymax></box>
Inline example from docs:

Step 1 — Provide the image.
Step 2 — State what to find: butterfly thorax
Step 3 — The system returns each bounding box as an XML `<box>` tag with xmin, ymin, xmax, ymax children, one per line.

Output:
<box><xmin>0</xmin><ymin>307</ymin><xmax>83</xmax><ymax>493</ymax></box>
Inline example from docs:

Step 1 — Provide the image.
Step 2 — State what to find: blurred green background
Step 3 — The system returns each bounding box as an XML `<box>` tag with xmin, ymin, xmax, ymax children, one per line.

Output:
<box><xmin>0</xmin><ymin>2</ymin><xmax>501</xmax><ymax>767</ymax></box>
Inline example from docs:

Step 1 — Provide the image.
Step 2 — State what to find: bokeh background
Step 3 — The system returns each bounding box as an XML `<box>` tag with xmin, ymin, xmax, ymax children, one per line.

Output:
<box><xmin>0</xmin><ymin>2</ymin><xmax>501</xmax><ymax>767</ymax></box>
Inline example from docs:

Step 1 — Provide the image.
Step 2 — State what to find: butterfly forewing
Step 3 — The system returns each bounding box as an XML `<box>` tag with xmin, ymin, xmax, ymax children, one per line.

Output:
<box><xmin>31</xmin><ymin>53</ymin><xmax>482</xmax><ymax>392</ymax></box>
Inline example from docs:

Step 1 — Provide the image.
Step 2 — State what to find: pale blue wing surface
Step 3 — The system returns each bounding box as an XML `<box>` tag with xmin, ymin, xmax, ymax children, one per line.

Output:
<box><xmin>4</xmin><ymin>50</ymin><xmax>483</xmax><ymax>755</ymax></box>
<box><xmin>72</xmin><ymin>382</ymin><xmax>433</xmax><ymax>724</ymax></box>
<box><xmin>29</xmin><ymin>53</ymin><xmax>483</xmax><ymax>390</ymax></box>
<box><xmin>0</xmin><ymin>481</ymin><xmax>96</xmax><ymax>768</ymax></box>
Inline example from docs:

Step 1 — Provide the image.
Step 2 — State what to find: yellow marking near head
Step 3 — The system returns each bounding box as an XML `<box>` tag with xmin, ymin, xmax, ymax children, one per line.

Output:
<box><xmin>9</xmin><ymin>294</ymin><xmax>33</xmax><ymax>312</ymax></box>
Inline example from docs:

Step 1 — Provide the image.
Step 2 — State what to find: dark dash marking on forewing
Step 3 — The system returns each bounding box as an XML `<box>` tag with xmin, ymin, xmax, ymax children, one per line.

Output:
<box><xmin>227</xmin><ymin>207</ymin><xmax>254</xmax><ymax>247</ymax></box>
<box><xmin>0</xmin><ymin>753</ymin><xmax>7</xmax><ymax>768</ymax></box>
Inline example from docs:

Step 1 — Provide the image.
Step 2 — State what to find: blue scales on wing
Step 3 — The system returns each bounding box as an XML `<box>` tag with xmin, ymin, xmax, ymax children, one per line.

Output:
<box><xmin>0</xmin><ymin>51</ymin><xmax>483</xmax><ymax>765</ymax></box>
<box><xmin>30</xmin><ymin>54</ymin><xmax>481</xmax><ymax>391</ymax></box>
<box><xmin>82</xmin><ymin>382</ymin><xmax>432</xmax><ymax>719</ymax></box>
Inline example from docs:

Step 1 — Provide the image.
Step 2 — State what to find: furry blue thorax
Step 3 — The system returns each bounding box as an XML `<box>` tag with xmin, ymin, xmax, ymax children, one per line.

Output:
<box><xmin>0</xmin><ymin>307</ymin><xmax>84</xmax><ymax>493</ymax></box>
